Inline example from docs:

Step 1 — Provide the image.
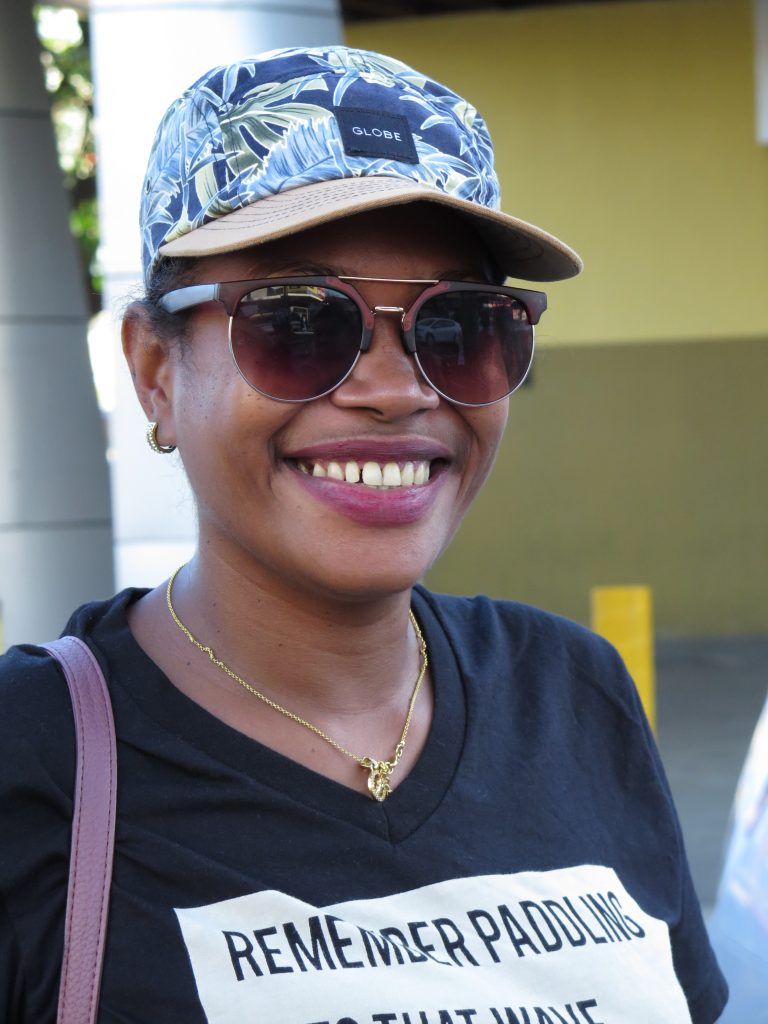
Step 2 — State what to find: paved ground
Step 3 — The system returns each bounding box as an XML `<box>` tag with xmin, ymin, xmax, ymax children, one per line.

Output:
<box><xmin>655</xmin><ymin>635</ymin><xmax>768</xmax><ymax>912</ymax></box>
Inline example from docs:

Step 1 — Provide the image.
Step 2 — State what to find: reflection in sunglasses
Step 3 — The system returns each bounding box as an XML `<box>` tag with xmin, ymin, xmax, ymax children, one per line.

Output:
<box><xmin>160</xmin><ymin>277</ymin><xmax>544</xmax><ymax>405</ymax></box>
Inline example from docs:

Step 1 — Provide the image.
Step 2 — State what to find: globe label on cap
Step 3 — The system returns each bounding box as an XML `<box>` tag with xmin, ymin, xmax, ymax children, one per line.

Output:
<box><xmin>335</xmin><ymin>107</ymin><xmax>418</xmax><ymax>164</ymax></box>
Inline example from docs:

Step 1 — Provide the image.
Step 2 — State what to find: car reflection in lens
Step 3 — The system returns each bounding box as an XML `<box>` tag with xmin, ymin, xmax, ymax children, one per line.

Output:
<box><xmin>415</xmin><ymin>317</ymin><xmax>464</xmax><ymax>364</ymax></box>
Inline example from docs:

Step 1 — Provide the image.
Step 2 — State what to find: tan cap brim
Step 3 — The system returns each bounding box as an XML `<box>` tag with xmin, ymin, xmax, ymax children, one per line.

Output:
<box><xmin>158</xmin><ymin>176</ymin><xmax>582</xmax><ymax>283</ymax></box>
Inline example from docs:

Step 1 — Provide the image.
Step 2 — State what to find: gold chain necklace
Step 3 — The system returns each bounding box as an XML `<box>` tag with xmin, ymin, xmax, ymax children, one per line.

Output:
<box><xmin>166</xmin><ymin>566</ymin><xmax>428</xmax><ymax>802</ymax></box>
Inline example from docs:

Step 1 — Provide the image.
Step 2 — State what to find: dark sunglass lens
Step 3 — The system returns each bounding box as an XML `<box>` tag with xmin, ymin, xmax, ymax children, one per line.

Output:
<box><xmin>414</xmin><ymin>291</ymin><xmax>534</xmax><ymax>405</ymax></box>
<box><xmin>230</xmin><ymin>285</ymin><xmax>362</xmax><ymax>401</ymax></box>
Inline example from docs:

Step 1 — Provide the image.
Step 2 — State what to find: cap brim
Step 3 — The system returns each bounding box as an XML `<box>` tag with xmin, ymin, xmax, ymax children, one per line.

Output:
<box><xmin>158</xmin><ymin>176</ymin><xmax>582</xmax><ymax>283</ymax></box>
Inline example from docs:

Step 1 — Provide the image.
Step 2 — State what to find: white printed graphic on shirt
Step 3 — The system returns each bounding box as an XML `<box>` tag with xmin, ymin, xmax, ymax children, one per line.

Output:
<box><xmin>175</xmin><ymin>865</ymin><xmax>693</xmax><ymax>1024</ymax></box>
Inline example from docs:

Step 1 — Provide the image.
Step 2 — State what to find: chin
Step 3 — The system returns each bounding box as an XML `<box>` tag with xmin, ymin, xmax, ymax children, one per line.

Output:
<box><xmin>291</xmin><ymin>552</ymin><xmax>439</xmax><ymax>605</ymax></box>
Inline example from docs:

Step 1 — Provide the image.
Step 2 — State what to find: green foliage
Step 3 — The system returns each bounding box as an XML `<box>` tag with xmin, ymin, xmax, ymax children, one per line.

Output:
<box><xmin>35</xmin><ymin>5</ymin><xmax>100</xmax><ymax>311</ymax></box>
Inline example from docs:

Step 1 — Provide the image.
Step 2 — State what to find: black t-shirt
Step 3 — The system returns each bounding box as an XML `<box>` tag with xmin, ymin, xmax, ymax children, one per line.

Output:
<box><xmin>0</xmin><ymin>587</ymin><xmax>727</xmax><ymax>1023</ymax></box>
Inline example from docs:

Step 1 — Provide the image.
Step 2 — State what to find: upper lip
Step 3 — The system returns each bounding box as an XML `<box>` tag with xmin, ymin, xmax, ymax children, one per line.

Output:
<box><xmin>283</xmin><ymin>437</ymin><xmax>453</xmax><ymax>463</ymax></box>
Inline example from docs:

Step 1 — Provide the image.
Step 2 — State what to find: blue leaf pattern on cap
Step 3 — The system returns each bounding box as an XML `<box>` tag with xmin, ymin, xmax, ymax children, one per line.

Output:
<box><xmin>140</xmin><ymin>46</ymin><xmax>501</xmax><ymax>282</ymax></box>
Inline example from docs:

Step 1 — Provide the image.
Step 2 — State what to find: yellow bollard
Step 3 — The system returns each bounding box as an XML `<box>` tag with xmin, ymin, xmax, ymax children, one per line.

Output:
<box><xmin>590</xmin><ymin>586</ymin><xmax>656</xmax><ymax>732</ymax></box>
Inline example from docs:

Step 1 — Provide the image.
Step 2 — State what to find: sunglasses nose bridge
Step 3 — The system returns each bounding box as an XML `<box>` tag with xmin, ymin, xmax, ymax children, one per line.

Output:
<box><xmin>369</xmin><ymin>305</ymin><xmax>416</xmax><ymax>355</ymax></box>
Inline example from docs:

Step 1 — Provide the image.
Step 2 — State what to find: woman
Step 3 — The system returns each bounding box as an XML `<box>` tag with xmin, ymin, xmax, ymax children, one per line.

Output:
<box><xmin>0</xmin><ymin>46</ymin><xmax>726</xmax><ymax>1023</ymax></box>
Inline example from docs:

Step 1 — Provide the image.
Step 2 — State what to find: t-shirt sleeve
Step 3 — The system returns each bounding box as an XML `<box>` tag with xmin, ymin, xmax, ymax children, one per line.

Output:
<box><xmin>569</xmin><ymin>620</ymin><xmax>729</xmax><ymax>1024</ymax></box>
<box><xmin>630</xmin><ymin>679</ymin><xmax>728</xmax><ymax>1022</ymax></box>
<box><xmin>0</xmin><ymin>644</ymin><xmax>74</xmax><ymax>1021</ymax></box>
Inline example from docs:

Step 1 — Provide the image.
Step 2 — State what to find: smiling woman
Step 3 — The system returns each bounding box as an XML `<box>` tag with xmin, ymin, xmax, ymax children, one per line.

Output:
<box><xmin>0</xmin><ymin>45</ymin><xmax>727</xmax><ymax>1024</ymax></box>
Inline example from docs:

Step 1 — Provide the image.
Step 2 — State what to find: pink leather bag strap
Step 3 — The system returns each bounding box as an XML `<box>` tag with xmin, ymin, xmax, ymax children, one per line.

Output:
<box><xmin>42</xmin><ymin>636</ymin><xmax>117</xmax><ymax>1024</ymax></box>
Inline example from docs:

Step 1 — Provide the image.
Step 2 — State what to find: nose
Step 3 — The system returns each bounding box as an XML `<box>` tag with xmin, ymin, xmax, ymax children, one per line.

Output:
<box><xmin>330</xmin><ymin>306</ymin><xmax>440</xmax><ymax>418</ymax></box>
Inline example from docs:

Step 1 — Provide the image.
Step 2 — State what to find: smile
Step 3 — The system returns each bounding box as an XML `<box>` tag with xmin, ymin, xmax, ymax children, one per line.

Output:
<box><xmin>295</xmin><ymin>459</ymin><xmax>432</xmax><ymax>489</ymax></box>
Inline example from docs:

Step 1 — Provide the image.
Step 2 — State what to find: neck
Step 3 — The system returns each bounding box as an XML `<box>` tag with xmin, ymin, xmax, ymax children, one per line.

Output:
<box><xmin>129</xmin><ymin>543</ymin><xmax>433</xmax><ymax>798</ymax></box>
<box><xmin>169</xmin><ymin>548</ymin><xmax>421</xmax><ymax>718</ymax></box>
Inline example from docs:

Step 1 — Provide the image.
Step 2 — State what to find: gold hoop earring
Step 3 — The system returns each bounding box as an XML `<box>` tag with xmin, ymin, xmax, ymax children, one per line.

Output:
<box><xmin>146</xmin><ymin>422</ymin><xmax>176</xmax><ymax>454</ymax></box>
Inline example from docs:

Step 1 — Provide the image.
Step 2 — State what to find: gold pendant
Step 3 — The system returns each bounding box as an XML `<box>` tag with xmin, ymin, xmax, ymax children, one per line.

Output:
<box><xmin>361</xmin><ymin>757</ymin><xmax>393</xmax><ymax>802</ymax></box>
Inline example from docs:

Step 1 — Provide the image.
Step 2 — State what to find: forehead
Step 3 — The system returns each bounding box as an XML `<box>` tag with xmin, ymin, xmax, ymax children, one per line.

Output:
<box><xmin>190</xmin><ymin>204</ymin><xmax>495</xmax><ymax>283</ymax></box>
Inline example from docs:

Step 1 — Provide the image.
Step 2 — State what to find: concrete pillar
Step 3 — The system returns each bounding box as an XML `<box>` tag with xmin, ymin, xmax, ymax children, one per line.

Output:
<box><xmin>90</xmin><ymin>0</ymin><xmax>344</xmax><ymax>589</ymax></box>
<box><xmin>0</xmin><ymin>0</ymin><xmax>113</xmax><ymax>648</ymax></box>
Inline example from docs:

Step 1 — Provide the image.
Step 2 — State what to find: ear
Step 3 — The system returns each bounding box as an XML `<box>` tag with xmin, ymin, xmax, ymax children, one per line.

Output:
<box><xmin>122</xmin><ymin>302</ymin><xmax>178</xmax><ymax>437</ymax></box>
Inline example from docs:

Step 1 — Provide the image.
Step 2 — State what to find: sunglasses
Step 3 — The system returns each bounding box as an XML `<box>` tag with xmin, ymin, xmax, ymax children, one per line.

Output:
<box><xmin>158</xmin><ymin>276</ymin><xmax>547</xmax><ymax>407</ymax></box>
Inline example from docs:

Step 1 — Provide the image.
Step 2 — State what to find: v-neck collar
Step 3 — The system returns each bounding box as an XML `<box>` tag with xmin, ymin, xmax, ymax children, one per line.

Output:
<box><xmin>89</xmin><ymin>587</ymin><xmax>466</xmax><ymax>845</ymax></box>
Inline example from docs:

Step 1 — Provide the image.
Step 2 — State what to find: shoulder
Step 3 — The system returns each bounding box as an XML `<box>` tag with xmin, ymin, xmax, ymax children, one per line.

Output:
<box><xmin>0</xmin><ymin>589</ymin><xmax>146</xmax><ymax>791</ymax></box>
<box><xmin>0</xmin><ymin>643</ymin><xmax>75</xmax><ymax>786</ymax></box>
<box><xmin>0</xmin><ymin>643</ymin><xmax>76</xmax><ymax>945</ymax></box>
<box><xmin>414</xmin><ymin>584</ymin><xmax>623</xmax><ymax>672</ymax></box>
<box><xmin>414</xmin><ymin>585</ymin><xmax>643</xmax><ymax>722</ymax></box>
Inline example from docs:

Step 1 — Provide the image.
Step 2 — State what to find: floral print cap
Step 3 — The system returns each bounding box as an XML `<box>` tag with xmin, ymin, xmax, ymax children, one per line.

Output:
<box><xmin>140</xmin><ymin>46</ymin><xmax>581</xmax><ymax>284</ymax></box>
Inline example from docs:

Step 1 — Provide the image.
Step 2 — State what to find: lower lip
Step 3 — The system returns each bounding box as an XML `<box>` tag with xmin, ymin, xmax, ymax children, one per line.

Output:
<box><xmin>289</xmin><ymin>467</ymin><xmax>446</xmax><ymax>526</ymax></box>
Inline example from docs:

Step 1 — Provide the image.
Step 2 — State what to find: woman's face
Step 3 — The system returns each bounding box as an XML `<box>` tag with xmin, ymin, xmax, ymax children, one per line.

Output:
<box><xmin>159</xmin><ymin>205</ymin><xmax>509</xmax><ymax>603</ymax></box>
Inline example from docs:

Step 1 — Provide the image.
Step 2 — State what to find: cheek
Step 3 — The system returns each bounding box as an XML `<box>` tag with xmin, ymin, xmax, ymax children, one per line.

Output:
<box><xmin>444</xmin><ymin>402</ymin><xmax>508</xmax><ymax>529</ymax></box>
<box><xmin>171</xmin><ymin>347</ymin><xmax>280</xmax><ymax>482</ymax></box>
<box><xmin>468</xmin><ymin>401</ymin><xmax>509</xmax><ymax>483</ymax></box>
<box><xmin>174</xmin><ymin>329</ymin><xmax>255</xmax><ymax>432</ymax></box>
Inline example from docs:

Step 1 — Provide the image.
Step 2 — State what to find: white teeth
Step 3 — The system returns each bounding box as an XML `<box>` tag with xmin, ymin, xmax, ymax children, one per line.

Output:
<box><xmin>382</xmin><ymin>462</ymin><xmax>401</xmax><ymax>486</ymax></box>
<box><xmin>299</xmin><ymin>458</ymin><xmax>433</xmax><ymax>488</ymax></box>
<box><xmin>362</xmin><ymin>461</ymin><xmax>383</xmax><ymax>486</ymax></box>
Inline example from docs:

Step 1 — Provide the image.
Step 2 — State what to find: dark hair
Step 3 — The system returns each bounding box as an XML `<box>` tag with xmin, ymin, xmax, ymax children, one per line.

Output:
<box><xmin>125</xmin><ymin>256</ymin><xmax>200</xmax><ymax>347</ymax></box>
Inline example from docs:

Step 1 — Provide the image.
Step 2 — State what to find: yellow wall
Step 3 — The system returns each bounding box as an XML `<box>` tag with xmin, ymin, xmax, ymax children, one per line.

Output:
<box><xmin>348</xmin><ymin>0</ymin><xmax>768</xmax><ymax>633</ymax></box>
<box><xmin>348</xmin><ymin>0</ymin><xmax>768</xmax><ymax>347</ymax></box>
<box><xmin>425</xmin><ymin>338</ymin><xmax>767</xmax><ymax>633</ymax></box>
